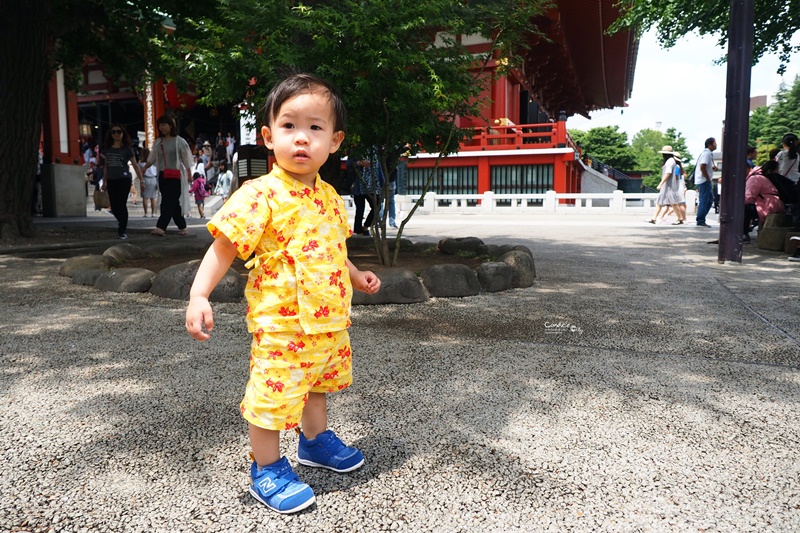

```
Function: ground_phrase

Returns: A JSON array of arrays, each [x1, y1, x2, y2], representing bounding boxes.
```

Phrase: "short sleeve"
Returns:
[[664, 159, 675, 177], [207, 182, 272, 261]]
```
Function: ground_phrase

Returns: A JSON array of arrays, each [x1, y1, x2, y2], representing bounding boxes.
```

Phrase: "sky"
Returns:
[[567, 29, 800, 163]]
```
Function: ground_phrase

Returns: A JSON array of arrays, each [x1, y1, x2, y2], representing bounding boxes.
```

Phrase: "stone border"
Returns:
[[58, 237, 535, 304]]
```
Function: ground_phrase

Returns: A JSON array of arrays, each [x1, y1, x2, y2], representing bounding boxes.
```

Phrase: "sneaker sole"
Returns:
[[248, 486, 315, 514], [296, 455, 364, 473]]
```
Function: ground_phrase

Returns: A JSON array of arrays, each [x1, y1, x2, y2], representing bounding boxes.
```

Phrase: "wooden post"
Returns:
[[718, 0, 754, 263]]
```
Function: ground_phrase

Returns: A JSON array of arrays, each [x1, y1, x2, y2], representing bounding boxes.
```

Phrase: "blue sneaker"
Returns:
[[249, 457, 315, 514], [297, 430, 364, 473]]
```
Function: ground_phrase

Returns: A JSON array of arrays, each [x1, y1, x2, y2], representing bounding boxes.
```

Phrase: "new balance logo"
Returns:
[[257, 477, 277, 493]]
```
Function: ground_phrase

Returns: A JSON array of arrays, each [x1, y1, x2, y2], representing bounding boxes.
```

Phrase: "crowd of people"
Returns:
[[81, 122, 239, 239], [645, 133, 800, 261]]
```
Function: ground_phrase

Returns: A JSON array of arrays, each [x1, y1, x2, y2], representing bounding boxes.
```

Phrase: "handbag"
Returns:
[[93, 189, 110, 209], [160, 139, 182, 179]]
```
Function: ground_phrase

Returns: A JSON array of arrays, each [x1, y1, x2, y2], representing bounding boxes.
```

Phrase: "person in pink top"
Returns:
[[188, 172, 209, 218], [744, 160, 785, 241]]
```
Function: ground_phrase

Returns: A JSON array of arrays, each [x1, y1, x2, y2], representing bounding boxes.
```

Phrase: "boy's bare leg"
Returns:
[[249, 424, 280, 467], [301, 392, 327, 440]]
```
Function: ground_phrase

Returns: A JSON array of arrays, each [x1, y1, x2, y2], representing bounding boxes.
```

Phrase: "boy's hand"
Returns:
[[352, 270, 381, 294], [186, 295, 214, 341]]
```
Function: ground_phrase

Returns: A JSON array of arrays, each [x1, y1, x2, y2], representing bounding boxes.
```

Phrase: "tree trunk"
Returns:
[[0, 0, 50, 240]]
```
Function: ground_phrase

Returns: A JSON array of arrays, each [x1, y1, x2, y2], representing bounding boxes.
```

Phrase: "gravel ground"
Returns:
[[1, 214, 799, 532]]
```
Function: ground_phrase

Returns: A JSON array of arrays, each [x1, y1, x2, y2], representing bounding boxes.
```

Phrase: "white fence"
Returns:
[[341, 190, 697, 215]]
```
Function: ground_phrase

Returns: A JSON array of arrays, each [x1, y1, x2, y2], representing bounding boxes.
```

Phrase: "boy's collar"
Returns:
[[272, 164, 319, 190]]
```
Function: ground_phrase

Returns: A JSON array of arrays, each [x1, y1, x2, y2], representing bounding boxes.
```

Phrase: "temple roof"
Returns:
[[525, 0, 638, 118]]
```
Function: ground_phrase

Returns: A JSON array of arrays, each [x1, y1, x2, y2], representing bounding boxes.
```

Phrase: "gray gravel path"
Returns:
[[1, 214, 799, 532]]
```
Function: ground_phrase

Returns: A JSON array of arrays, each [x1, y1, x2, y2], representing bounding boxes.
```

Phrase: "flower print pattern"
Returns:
[[241, 329, 353, 431], [207, 164, 352, 335]]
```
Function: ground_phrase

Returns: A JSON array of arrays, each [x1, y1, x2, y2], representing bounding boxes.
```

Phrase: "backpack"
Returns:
[[686, 165, 696, 185], [764, 172, 800, 206]]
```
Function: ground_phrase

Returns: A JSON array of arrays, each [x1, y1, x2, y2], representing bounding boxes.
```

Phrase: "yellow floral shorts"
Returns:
[[240, 329, 352, 431]]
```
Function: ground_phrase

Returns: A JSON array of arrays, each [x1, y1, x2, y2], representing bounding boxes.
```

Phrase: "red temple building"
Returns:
[[40, 0, 637, 215], [406, 0, 638, 197]]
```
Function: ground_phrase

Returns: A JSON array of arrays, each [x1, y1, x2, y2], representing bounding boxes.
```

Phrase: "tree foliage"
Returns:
[[630, 128, 668, 186], [747, 75, 800, 162], [575, 126, 636, 171], [611, 0, 800, 74], [164, 0, 549, 265], [572, 126, 691, 189], [0, 0, 211, 240]]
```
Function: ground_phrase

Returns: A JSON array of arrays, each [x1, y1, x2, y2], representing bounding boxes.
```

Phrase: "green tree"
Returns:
[[630, 128, 667, 187], [748, 105, 771, 146], [612, 1, 799, 74], [0, 0, 212, 240], [167, 0, 548, 265], [567, 129, 587, 151], [762, 76, 800, 143], [755, 143, 777, 165], [746, 76, 800, 150], [578, 126, 636, 171], [663, 127, 691, 162]]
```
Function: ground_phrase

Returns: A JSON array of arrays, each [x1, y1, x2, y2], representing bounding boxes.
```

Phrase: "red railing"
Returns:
[[460, 122, 578, 152]]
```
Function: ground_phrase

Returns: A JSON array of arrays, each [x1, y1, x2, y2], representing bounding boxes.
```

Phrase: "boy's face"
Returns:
[[261, 91, 344, 185]]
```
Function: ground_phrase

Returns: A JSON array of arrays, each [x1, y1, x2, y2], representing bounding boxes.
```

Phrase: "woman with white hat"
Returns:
[[646, 146, 685, 224]]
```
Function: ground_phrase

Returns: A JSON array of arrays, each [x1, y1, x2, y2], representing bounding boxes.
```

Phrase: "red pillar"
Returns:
[[153, 79, 166, 119], [553, 158, 566, 194], [491, 73, 507, 120], [42, 72, 80, 165], [478, 157, 491, 193]]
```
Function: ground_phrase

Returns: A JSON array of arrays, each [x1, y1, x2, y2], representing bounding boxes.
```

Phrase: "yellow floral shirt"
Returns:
[[208, 165, 353, 335]]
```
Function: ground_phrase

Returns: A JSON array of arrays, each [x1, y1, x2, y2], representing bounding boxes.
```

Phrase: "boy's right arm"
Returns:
[[185, 233, 238, 341]]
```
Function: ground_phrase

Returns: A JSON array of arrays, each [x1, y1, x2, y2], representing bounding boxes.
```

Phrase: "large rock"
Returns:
[[71, 268, 106, 286], [757, 227, 791, 251], [59, 255, 113, 277], [511, 244, 534, 258], [142, 241, 209, 258], [438, 237, 488, 256], [420, 264, 480, 297], [412, 241, 439, 253], [94, 268, 155, 293], [103, 243, 148, 263], [476, 262, 514, 293], [499, 250, 536, 288], [388, 237, 415, 251], [345, 235, 375, 250], [763, 213, 793, 228], [352, 268, 428, 305], [486, 244, 515, 259], [345, 235, 413, 251], [149, 260, 245, 302]]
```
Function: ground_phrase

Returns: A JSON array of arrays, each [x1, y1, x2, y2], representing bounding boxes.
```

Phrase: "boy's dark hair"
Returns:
[[705, 137, 716, 148], [261, 73, 346, 133]]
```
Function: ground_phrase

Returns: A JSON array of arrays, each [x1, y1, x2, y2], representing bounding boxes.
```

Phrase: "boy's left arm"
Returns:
[[346, 258, 380, 294]]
